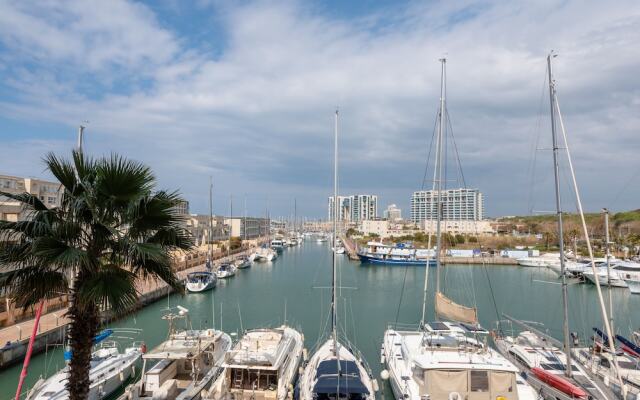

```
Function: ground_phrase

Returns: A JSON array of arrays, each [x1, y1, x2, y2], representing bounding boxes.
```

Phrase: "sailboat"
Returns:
[[381, 58, 536, 400], [297, 110, 376, 400], [493, 53, 620, 399], [188, 178, 218, 293]]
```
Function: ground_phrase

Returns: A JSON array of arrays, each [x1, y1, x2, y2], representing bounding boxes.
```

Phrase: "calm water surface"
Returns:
[[2, 241, 639, 399]]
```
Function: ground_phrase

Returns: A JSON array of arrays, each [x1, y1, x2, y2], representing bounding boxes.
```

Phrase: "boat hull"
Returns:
[[358, 253, 436, 266]]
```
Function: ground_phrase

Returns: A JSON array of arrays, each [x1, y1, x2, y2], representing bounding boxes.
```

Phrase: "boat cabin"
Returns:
[[312, 360, 370, 400]]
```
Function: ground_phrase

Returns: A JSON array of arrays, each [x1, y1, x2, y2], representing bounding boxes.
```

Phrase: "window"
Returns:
[[470, 370, 489, 392]]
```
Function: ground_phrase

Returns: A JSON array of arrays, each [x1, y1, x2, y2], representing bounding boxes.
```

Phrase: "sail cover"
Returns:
[[435, 292, 478, 325]]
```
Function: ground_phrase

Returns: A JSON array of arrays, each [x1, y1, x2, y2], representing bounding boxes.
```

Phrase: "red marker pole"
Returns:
[[15, 300, 45, 400]]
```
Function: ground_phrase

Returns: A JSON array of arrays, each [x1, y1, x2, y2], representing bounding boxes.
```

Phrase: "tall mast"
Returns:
[[435, 58, 446, 295], [603, 208, 614, 333], [547, 53, 572, 377], [331, 109, 339, 355], [209, 177, 213, 259], [243, 195, 247, 241], [228, 195, 233, 257]]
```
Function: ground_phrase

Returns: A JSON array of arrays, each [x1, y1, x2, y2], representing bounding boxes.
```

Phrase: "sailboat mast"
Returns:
[[229, 195, 233, 257], [209, 177, 213, 258], [331, 109, 339, 355], [603, 208, 614, 333], [435, 58, 446, 294], [547, 53, 572, 377]]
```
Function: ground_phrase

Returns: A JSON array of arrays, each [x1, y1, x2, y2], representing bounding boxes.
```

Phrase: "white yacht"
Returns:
[[205, 326, 304, 400], [251, 246, 277, 262], [28, 330, 142, 400], [215, 263, 236, 279], [517, 253, 562, 268], [298, 109, 377, 400], [493, 329, 610, 399], [581, 261, 640, 288], [186, 271, 217, 293], [573, 345, 640, 396], [383, 322, 536, 400], [234, 255, 251, 269], [270, 238, 284, 252], [121, 308, 232, 400]]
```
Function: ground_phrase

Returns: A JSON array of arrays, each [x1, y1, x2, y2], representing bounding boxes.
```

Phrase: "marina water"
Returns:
[[2, 241, 639, 399]]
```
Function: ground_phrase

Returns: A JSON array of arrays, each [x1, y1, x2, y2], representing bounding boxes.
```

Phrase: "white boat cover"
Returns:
[[435, 291, 478, 325]]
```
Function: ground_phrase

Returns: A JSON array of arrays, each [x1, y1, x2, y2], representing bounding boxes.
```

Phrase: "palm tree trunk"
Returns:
[[66, 283, 100, 400]]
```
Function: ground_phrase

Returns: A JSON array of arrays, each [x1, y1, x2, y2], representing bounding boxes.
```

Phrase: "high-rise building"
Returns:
[[383, 204, 402, 221], [328, 194, 377, 222], [410, 188, 484, 223]]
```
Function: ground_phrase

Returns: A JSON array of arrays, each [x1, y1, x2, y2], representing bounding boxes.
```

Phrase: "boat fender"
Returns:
[[120, 371, 125, 381], [302, 348, 308, 361], [448, 392, 462, 400], [604, 375, 609, 387], [372, 379, 379, 392], [380, 370, 390, 380]]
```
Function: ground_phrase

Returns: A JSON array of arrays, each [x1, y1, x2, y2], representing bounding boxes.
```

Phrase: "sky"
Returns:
[[0, 0, 638, 219]]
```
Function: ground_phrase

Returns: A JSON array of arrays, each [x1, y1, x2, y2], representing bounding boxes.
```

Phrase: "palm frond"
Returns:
[[1, 266, 68, 308], [0, 191, 48, 211], [132, 256, 183, 294], [43, 152, 76, 193], [95, 154, 154, 208], [76, 265, 138, 313], [149, 227, 194, 250]]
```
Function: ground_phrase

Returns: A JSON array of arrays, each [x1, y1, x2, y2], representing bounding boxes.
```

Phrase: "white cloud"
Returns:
[[0, 0, 639, 217]]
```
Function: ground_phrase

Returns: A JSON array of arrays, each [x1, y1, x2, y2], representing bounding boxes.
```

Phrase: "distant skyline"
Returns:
[[1, 1, 638, 218]]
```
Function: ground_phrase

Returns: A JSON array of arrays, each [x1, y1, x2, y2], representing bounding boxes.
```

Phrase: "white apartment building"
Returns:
[[328, 194, 377, 222], [0, 174, 62, 221], [422, 219, 495, 235], [383, 204, 402, 221], [410, 188, 484, 223]]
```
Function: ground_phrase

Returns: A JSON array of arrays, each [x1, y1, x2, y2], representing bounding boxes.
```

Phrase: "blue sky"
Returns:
[[0, 0, 639, 219]]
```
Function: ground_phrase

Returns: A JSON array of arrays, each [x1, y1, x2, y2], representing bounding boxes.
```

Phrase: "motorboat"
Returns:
[[233, 255, 251, 269], [358, 241, 436, 266], [121, 307, 232, 400], [516, 253, 562, 268], [28, 329, 143, 400], [204, 326, 304, 400], [215, 263, 236, 279], [270, 238, 284, 253], [186, 271, 217, 293], [333, 246, 345, 254], [383, 322, 536, 400], [493, 329, 610, 399], [581, 261, 640, 288]]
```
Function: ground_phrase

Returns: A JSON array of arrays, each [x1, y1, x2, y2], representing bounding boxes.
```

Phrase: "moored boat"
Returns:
[[204, 326, 304, 400], [215, 263, 236, 279], [186, 271, 217, 292], [358, 241, 436, 266]]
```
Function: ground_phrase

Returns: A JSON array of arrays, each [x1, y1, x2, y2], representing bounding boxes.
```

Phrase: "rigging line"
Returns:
[[526, 67, 550, 215], [609, 163, 640, 209], [445, 108, 467, 189], [394, 262, 411, 328], [421, 108, 441, 191]]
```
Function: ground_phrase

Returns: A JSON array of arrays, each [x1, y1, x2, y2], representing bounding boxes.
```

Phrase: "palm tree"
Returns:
[[0, 151, 193, 400]]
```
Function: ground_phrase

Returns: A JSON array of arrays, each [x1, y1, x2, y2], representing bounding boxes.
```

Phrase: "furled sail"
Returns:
[[435, 291, 478, 325]]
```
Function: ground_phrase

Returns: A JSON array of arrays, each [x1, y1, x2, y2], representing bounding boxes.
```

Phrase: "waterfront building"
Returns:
[[383, 203, 402, 221], [422, 219, 495, 235], [224, 217, 270, 239], [328, 194, 377, 222], [360, 219, 389, 238], [173, 199, 190, 216], [410, 188, 484, 223], [0, 174, 62, 222]]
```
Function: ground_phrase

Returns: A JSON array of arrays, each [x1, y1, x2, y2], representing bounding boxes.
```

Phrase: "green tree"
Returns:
[[229, 236, 242, 250], [0, 152, 192, 400]]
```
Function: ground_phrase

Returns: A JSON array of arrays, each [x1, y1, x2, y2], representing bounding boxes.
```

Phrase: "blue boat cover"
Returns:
[[313, 360, 369, 395], [64, 329, 113, 361], [616, 334, 640, 356]]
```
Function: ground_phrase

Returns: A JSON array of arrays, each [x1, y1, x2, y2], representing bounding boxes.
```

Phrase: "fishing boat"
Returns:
[[234, 255, 251, 269], [186, 271, 217, 293], [121, 306, 232, 400], [215, 263, 236, 279], [27, 329, 143, 400], [297, 109, 377, 400], [381, 58, 535, 400], [204, 326, 304, 400], [358, 242, 436, 266]]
